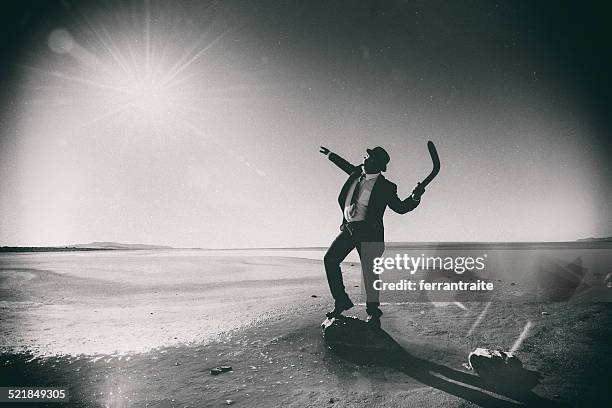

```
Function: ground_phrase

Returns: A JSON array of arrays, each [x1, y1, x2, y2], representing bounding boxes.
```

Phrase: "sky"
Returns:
[[0, 0, 611, 248]]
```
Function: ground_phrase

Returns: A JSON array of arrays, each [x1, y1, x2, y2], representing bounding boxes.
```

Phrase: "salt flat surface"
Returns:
[[0, 251, 330, 356]]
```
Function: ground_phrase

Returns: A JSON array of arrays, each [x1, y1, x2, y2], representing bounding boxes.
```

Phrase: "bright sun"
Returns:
[[121, 76, 172, 114], [21, 2, 267, 177]]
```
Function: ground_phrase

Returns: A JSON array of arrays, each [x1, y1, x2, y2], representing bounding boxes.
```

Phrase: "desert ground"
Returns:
[[1, 250, 610, 407]]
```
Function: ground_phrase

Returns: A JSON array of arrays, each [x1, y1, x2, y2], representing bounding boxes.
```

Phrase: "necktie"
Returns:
[[349, 174, 365, 217]]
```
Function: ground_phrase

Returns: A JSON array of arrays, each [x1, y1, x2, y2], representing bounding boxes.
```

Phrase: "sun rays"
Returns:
[[19, 0, 266, 177]]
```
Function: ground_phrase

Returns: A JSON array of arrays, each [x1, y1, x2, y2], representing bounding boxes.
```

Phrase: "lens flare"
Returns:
[[48, 28, 75, 54]]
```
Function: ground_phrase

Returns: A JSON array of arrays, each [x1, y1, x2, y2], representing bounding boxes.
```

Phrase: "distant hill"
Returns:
[[576, 236, 612, 242], [72, 242, 173, 250], [1, 242, 174, 253]]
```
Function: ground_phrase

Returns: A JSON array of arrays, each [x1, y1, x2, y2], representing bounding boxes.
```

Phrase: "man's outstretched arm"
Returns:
[[319, 146, 357, 175], [388, 183, 425, 214]]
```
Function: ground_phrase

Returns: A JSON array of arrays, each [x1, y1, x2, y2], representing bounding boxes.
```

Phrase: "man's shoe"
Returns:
[[325, 299, 354, 318], [366, 314, 381, 329]]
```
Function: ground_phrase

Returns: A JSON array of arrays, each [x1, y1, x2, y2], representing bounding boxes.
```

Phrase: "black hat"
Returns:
[[366, 146, 390, 171]]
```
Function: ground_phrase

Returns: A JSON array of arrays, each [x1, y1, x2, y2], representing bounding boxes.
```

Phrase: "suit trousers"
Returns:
[[323, 223, 384, 316]]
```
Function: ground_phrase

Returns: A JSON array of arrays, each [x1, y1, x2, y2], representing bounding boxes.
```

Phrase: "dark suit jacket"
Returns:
[[329, 152, 420, 242]]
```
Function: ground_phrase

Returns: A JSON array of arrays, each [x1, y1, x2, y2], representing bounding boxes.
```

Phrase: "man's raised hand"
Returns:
[[412, 182, 426, 200], [319, 146, 330, 156]]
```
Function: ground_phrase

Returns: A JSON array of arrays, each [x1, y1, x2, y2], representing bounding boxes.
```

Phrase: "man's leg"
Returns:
[[324, 229, 356, 308], [357, 241, 385, 323]]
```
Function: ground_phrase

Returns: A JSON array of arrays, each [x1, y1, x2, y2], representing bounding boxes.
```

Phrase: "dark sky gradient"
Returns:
[[1, 1, 610, 247]]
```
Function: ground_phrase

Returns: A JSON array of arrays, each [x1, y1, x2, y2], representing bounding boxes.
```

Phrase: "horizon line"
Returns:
[[2, 236, 611, 251]]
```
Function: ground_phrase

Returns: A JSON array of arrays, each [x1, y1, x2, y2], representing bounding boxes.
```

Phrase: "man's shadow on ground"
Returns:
[[323, 317, 566, 408]]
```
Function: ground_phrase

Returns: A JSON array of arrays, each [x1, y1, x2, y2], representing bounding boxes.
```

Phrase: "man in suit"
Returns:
[[319, 145, 425, 328]]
